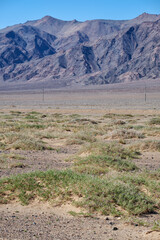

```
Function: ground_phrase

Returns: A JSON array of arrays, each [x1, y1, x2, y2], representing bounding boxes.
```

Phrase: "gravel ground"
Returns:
[[0, 146, 79, 178], [133, 152, 160, 171], [0, 203, 155, 240]]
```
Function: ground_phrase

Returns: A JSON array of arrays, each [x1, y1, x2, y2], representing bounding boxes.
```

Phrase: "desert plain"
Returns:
[[0, 80, 160, 240]]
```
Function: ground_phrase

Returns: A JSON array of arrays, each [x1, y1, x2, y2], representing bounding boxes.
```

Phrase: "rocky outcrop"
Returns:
[[33, 35, 56, 59]]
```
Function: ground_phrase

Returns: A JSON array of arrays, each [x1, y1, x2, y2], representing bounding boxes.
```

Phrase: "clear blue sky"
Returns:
[[0, 0, 160, 29]]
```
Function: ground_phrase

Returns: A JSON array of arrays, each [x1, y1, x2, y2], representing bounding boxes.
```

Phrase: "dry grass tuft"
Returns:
[[107, 129, 145, 140]]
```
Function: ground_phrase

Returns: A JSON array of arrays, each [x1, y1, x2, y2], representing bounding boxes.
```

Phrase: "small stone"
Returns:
[[106, 217, 109, 220], [109, 222, 115, 225], [113, 227, 118, 231]]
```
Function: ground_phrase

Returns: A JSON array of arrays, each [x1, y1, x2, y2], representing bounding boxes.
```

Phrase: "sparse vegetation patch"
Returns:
[[0, 110, 160, 222]]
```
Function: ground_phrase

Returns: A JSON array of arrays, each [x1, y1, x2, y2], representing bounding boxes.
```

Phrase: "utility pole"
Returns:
[[42, 82, 44, 102], [144, 82, 146, 103]]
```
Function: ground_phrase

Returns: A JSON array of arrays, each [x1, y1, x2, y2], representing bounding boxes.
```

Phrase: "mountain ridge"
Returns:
[[0, 13, 160, 88]]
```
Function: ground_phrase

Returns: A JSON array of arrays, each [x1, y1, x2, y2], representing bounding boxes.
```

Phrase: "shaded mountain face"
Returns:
[[0, 13, 160, 87]]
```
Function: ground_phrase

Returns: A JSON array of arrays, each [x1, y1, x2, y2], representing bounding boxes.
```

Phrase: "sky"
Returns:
[[0, 0, 160, 29]]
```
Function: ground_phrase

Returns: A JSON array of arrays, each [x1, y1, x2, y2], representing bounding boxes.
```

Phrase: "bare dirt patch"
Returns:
[[0, 147, 79, 178], [0, 202, 153, 240], [134, 152, 160, 171]]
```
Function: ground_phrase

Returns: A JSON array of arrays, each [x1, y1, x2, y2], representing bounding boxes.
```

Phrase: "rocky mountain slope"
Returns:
[[0, 12, 160, 88]]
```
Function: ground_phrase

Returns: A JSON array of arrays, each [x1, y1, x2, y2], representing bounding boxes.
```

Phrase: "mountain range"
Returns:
[[0, 12, 160, 88]]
